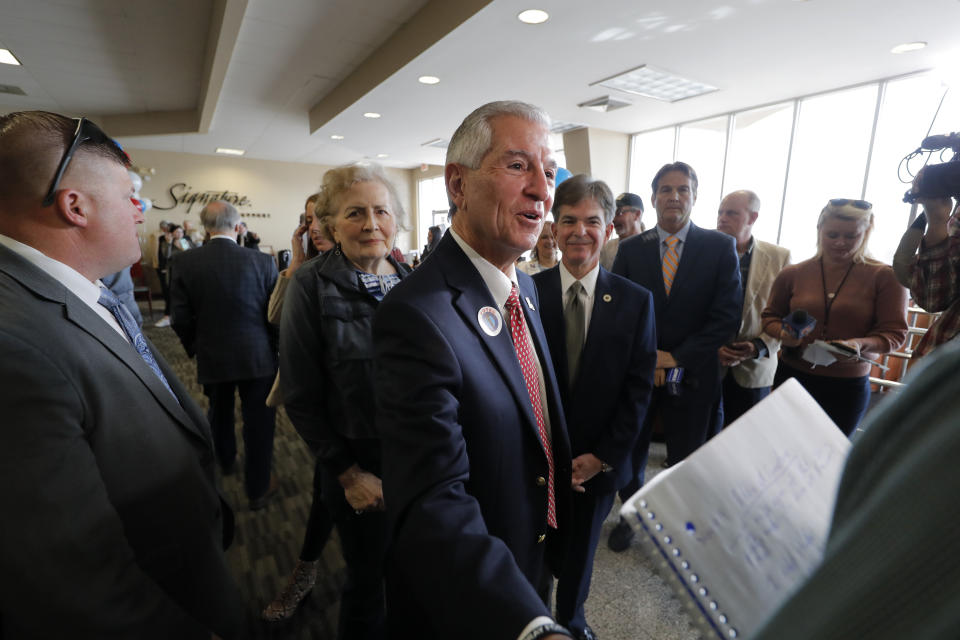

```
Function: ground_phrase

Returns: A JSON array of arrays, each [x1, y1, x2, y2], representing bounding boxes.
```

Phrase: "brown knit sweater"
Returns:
[[761, 257, 908, 377]]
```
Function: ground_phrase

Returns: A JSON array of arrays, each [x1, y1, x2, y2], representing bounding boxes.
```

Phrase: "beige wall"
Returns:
[[127, 148, 417, 255], [561, 127, 629, 195]]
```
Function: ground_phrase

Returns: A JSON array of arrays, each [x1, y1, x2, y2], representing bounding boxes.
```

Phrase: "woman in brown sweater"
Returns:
[[761, 199, 908, 435]]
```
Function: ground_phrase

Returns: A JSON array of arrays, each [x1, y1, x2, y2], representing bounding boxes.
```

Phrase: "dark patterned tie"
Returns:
[[505, 284, 557, 529], [564, 281, 586, 388], [97, 287, 176, 399]]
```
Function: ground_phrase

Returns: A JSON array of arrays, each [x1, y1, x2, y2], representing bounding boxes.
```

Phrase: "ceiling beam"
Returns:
[[308, 0, 493, 134]]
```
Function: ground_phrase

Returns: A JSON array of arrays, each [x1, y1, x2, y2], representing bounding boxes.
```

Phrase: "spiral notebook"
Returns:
[[621, 379, 852, 639]]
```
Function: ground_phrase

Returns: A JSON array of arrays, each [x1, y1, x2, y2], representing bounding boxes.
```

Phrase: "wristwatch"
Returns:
[[600, 461, 613, 473]]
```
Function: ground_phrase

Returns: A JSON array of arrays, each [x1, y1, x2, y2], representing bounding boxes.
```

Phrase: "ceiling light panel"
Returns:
[[593, 65, 718, 102], [0, 48, 21, 66]]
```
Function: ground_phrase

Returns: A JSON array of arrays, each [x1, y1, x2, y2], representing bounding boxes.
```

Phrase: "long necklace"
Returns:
[[819, 257, 855, 337]]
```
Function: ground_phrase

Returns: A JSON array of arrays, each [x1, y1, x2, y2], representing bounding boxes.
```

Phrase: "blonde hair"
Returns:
[[815, 201, 875, 264], [315, 164, 407, 242]]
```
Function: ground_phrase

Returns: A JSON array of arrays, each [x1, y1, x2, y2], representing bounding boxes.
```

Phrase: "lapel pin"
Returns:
[[603, 294, 612, 303], [477, 306, 502, 337], [524, 296, 535, 311]]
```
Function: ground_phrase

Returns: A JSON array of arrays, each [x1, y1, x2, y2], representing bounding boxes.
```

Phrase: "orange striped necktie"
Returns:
[[663, 235, 679, 295]]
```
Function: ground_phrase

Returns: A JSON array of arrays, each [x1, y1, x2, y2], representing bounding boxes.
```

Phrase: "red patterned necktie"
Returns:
[[505, 284, 557, 529]]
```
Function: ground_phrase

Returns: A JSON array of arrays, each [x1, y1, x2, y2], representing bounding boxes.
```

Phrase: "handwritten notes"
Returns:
[[622, 379, 851, 640]]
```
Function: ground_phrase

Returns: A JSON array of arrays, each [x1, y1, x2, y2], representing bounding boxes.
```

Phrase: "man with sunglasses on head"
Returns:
[[0, 111, 243, 639]]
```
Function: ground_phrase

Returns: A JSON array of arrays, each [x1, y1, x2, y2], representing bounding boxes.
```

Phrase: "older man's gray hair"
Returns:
[[446, 100, 551, 170], [200, 200, 240, 233]]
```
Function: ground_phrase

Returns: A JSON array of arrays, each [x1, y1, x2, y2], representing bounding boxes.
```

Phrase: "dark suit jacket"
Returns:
[[0, 244, 242, 639], [169, 236, 278, 384], [533, 266, 657, 493], [373, 233, 573, 639], [612, 223, 741, 403]]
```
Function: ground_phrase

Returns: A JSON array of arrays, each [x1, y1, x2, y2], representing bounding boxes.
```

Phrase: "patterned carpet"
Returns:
[[144, 318, 345, 639]]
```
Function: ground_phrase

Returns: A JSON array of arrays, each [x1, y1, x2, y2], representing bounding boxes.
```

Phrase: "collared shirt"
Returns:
[[910, 235, 960, 358], [656, 219, 692, 262], [0, 233, 127, 341], [558, 261, 599, 335], [209, 233, 237, 243]]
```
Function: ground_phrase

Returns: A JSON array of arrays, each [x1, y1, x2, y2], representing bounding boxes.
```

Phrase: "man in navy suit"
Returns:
[[608, 162, 741, 551], [373, 101, 574, 640], [533, 175, 656, 640], [170, 200, 279, 509]]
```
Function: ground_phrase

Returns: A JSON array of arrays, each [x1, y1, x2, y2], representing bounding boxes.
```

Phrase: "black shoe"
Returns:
[[607, 518, 634, 552], [578, 625, 598, 640]]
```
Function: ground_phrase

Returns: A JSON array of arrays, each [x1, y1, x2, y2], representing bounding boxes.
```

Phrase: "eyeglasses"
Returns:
[[42, 117, 126, 207], [828, 198, 872, 210]]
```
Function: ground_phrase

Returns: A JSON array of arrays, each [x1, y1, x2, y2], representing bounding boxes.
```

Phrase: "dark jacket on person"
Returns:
[[280, 249, 410, 477]]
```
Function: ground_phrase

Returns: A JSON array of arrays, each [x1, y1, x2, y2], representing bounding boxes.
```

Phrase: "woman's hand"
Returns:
[[779, 327, 803, 348], [338, 464, 384, 512], [829, 339, 862, 359], [288, 223, 308, 274]]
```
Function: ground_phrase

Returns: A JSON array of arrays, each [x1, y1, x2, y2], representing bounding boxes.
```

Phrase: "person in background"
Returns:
[[599, 192, 644, 270], [608, 161, 741, 553], [170, 200, 280, 509], [533, 174, 656, 640], [0, 110, 243, 638], [238, 220, 261, 249], [519, 224, 560, 275], [421, 224, 443, 262], [261, 194, 337, 621], [281, 164, 411, 639], [712, 190, 790, 430], [183, 219, 204, 246], [761, 199, 908, 435]]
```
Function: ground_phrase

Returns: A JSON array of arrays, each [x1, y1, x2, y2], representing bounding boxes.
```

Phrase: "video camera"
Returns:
[[903, 133, 960, 203]]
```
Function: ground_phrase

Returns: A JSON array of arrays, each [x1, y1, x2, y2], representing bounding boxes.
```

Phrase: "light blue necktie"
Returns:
[[97, 287, 177, 400]]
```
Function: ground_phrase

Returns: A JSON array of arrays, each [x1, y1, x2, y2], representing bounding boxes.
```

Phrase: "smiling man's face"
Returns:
[[449, 115, 556, 273]]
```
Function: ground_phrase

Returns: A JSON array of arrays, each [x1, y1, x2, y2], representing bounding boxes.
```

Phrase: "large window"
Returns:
[[724, 103, 794, 245], [629, 74, 957, 265], [417, 175, 448, 253], [676, 116, 729, 228]]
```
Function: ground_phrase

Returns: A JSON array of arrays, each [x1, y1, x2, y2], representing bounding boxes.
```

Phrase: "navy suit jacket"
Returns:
[[169, 237, 278, 384], [373, 233, 572, 639], [533, 266, 657, 493], [612, 223, 741, 403]]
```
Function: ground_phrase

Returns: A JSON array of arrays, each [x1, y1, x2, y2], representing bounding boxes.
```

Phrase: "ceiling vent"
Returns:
[[577, 95, 632, 113], [551, 120, 586, 133], [0, 84, 26, 96]]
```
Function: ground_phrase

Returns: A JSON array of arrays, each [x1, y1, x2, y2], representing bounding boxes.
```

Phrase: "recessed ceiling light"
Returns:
[[377, 153, 389, 158], [891, 41, 927, 54], [518, 9, 549, 24], [363, 112, 381, 119], [215, 147, 245, 156], [0, 48, 21, 66], [592, 64, 717, 102], [418, 75, 440, 85], [330, 134, 344, 140]]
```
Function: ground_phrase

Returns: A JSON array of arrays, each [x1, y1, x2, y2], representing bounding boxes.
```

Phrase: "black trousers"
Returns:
[[300, 456, 335, 561], [773, 362, 869, 436], [204, 375, 276, 499], [555, 488, 617, 634], [710, 370, 772, 435]]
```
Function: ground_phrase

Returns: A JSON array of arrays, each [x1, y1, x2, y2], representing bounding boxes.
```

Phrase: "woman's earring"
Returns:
[[334, 242, 342, 256]]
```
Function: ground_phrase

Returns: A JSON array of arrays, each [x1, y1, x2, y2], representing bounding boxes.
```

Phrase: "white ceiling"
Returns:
[[1, 0, 958, 169]]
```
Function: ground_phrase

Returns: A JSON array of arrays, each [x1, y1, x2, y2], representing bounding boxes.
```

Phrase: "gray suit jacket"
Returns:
[[0, 244, 243, 638], [727, 238, 790, 389]]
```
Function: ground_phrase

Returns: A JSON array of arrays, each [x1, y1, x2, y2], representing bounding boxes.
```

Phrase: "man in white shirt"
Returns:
[[0, 110, 242, 638]]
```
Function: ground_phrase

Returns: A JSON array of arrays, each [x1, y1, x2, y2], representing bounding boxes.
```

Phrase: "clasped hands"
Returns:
[[338, 464, 384, 513], [653, 350, 677, 387]]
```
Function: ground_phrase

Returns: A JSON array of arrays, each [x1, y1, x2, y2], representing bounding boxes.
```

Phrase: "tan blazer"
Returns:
[[728, 238, 791, 388]]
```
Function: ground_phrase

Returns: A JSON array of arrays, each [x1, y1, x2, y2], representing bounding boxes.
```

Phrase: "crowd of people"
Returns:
[[1, 102, 958, 640]]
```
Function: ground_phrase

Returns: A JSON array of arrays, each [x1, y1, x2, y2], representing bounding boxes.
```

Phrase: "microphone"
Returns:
[[921, 133, 960, 151], [783, 309, 816, 339]]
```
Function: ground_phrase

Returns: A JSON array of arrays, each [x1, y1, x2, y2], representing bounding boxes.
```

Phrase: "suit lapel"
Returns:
[[438, 237, 542, 438], [642, 233, 668, 306], [744, 241, 769, 310], [667, 222, 701, 303], [536, 268, 568, 393], [578, 268, 613, 384]]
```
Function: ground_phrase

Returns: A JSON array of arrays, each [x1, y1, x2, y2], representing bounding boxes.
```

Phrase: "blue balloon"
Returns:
[[555, 167, 573, 185]]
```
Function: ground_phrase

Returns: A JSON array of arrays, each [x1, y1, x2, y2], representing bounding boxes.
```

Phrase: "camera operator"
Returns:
[[895, 169, 960, 358]]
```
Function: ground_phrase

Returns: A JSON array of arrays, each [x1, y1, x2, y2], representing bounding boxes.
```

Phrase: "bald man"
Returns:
[[0, 111, 243, 638]]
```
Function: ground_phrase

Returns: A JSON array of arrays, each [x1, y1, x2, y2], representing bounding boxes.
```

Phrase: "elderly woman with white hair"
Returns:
[[762, 198, 908, 435], [279, 163, 410, 638]]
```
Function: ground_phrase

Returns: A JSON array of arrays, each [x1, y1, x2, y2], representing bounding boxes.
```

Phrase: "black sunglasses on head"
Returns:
[[42, 117, 126, 207], [828, 198, 872, 210]]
